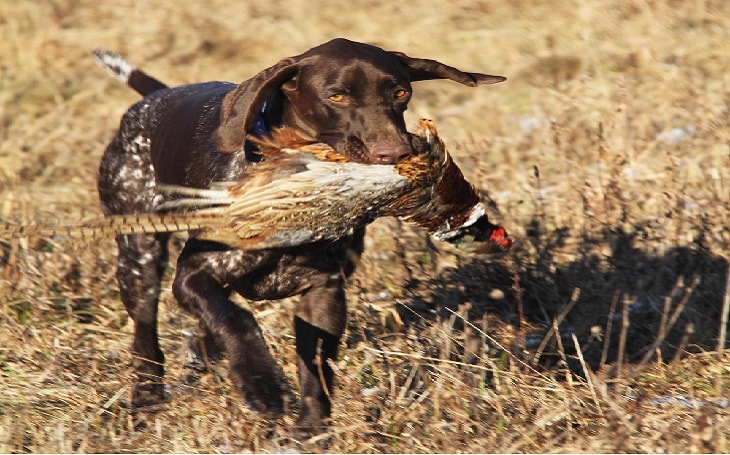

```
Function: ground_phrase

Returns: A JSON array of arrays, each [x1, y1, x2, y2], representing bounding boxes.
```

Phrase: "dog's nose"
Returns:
[[370, 143, 412, 164]]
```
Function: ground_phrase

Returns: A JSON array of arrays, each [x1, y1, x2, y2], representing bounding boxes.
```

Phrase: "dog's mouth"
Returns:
[[336, 136, 414, 164]]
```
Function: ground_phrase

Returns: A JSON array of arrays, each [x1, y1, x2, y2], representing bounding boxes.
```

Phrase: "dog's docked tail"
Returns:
[[92, 48, 168, 97]]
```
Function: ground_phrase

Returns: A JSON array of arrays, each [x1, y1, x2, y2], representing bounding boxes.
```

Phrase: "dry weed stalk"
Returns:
[[616, 294, 634, 374], [636, 275, 699, 368], [530, 287, 580, 366], [600, 289, 621, 369], [720, 266, 730, 358]]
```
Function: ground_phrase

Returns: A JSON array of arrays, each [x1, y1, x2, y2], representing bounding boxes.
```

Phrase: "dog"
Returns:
[[94, 37, 505, 431]]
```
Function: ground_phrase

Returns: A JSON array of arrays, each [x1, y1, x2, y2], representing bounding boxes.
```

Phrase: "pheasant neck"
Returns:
[[399, 150, 483, 239]]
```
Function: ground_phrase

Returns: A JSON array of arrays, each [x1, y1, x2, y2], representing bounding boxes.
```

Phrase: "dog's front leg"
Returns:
[[172, 241, 294, 417], [294, 275, 347, 432]]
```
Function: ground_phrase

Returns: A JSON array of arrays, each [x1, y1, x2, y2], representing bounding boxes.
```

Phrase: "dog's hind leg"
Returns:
[[98, 115, 171, 409], [114, 232, 171, 407]]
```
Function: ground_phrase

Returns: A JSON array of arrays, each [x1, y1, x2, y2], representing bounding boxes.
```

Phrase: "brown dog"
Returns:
[[94, 38, 505, 431]]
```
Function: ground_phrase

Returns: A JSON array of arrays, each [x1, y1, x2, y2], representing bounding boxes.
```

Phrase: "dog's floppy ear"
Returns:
[[390, 51, 506, 87], [214, 59, 300, 153]]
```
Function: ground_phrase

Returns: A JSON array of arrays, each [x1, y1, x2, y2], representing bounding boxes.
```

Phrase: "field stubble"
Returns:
[[1, 0, 729, 452]]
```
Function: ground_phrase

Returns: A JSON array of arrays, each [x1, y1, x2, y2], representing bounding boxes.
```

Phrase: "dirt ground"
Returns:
[[1, 0, 729, 452]]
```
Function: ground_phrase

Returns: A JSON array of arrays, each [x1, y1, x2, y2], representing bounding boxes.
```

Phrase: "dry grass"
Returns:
[[2, 0, 730, 452]]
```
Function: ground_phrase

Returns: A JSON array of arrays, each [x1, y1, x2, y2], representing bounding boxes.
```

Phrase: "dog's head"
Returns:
[[214, 38, 505, 164]]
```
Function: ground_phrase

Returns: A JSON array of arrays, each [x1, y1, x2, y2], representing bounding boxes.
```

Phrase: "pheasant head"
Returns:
[[387, 119, 512, 254]]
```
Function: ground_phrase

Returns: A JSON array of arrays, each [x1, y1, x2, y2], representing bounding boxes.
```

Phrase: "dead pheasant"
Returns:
[[1, 119, 511, 254]]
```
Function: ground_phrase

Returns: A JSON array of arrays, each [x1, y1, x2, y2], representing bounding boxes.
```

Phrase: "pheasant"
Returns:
[[1, 119, 512, 254]]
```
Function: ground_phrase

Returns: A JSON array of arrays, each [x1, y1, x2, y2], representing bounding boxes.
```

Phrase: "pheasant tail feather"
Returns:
[[0, 212, 227, 241]]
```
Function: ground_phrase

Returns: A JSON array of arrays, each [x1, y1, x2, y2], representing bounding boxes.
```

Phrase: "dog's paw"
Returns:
[[229, 364, 295, 418], [132, 381, 171, 404], [294, 396, 330, 437]]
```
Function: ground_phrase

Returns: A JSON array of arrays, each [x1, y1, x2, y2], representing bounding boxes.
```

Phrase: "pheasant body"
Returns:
[[1, 120, 511, 254]]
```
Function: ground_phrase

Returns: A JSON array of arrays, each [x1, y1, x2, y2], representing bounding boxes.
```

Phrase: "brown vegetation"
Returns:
[[1, 0, 729, 452]]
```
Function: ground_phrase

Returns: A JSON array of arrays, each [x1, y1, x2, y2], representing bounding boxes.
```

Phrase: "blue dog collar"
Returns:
[[250, 100, 269, 139]]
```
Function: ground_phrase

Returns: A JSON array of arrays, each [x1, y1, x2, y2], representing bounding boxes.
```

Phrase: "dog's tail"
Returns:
[[92, 48, 168, 97]]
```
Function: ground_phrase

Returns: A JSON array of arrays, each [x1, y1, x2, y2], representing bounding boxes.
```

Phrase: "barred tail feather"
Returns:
[[1, 212, 225, 242]]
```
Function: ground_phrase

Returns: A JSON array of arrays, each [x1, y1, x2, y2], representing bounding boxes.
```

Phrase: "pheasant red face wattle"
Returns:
[[489, 226, 513, 251]]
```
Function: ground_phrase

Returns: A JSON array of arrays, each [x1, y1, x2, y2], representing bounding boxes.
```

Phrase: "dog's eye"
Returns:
[[394, 89, 408, 99], [329, 94, 345, 102]]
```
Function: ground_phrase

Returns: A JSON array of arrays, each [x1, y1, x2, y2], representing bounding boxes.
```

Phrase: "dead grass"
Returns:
[[1, 0, 730, 452]]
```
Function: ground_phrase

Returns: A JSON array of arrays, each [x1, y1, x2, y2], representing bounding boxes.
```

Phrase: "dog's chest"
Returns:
[[211, 247, 343, 301]]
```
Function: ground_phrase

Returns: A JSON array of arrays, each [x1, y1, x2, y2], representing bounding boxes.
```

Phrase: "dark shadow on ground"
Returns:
[[383, 218, 729, 373]]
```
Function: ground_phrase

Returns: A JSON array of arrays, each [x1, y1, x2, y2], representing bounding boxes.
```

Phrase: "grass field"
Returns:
[[1, 0, 729, 452]]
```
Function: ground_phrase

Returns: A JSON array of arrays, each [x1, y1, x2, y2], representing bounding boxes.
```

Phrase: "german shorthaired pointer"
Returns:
[[94, 38, 505, 431]]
